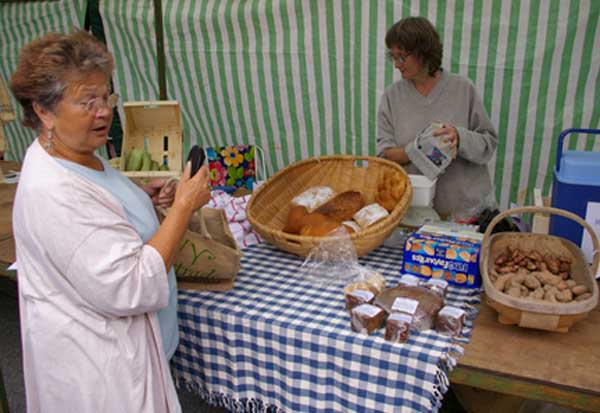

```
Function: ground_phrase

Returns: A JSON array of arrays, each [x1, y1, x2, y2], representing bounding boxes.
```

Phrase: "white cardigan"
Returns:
[[13, 140, 181, 412]]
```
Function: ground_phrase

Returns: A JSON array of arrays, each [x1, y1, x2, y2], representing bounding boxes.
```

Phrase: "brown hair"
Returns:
[[385, 17, 443, 76], [10, 30, 114, 130]]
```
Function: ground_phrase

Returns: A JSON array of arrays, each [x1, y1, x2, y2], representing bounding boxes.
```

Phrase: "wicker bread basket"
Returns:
[[480, 206, 599, 333], [247, 155, 412, 257]]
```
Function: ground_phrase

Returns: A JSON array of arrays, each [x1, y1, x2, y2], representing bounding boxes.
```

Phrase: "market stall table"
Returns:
[[172, 243, 480, 413], [451, 294, 600, 411], [1, 160, 599, 410]]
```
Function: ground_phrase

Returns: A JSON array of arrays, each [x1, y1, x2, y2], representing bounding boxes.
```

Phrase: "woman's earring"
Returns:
[[44, 129, 54, 151]]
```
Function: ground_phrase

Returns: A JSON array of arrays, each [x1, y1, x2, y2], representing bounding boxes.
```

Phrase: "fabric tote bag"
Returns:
[[157, 207, 242, 291]]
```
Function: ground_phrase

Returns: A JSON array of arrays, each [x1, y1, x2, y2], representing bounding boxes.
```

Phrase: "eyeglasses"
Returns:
[[386, 51, 411, 64], [78, 93, 119, 113]]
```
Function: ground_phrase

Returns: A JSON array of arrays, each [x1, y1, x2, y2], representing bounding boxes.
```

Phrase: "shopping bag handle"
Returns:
[[254, 144, 267, 181]]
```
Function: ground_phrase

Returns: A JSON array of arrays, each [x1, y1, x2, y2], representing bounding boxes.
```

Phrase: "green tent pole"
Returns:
[[154, 0, 167, 100]]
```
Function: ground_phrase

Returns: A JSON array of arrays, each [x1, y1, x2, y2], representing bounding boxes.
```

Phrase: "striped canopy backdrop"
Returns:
[[2, 1, 600, 208], [0, 0, 110, 159]]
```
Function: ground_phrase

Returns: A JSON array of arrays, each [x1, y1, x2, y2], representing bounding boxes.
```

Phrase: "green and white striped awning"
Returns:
[[2, 0, 600, 208], [0, 0, 110, 159]]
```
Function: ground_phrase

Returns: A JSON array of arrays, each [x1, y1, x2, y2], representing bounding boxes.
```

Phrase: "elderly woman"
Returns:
[[377, 16, 498, 219], [10, 31, 210, 412]]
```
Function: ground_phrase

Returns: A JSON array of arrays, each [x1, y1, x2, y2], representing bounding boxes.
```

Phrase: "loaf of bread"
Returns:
[[351, 304, 385, 335], [345, 289, 375, 311], [282, 205, 308, 234], [435, 306, 466, 337], [353, 203, 389, 229], [291, 186, 336, 212], [374, 285, 443, 331], [341, 220, 361, 234], [424, 279, 449, 298], [385, 313, 412, 343], [298, 213, 341, 236], [344, 271, 386, 296], [315, 191, 365, 222], [376, 170, 408, 212], [398, 274, 422, 287]]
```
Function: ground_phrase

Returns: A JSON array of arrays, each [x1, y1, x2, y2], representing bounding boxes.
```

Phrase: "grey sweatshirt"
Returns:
[[377, 70, 498, 217]]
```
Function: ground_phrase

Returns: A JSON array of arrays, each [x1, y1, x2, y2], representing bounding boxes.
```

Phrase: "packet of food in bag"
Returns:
[[405, 122, 454, 181], [291, 186, 336, 212]]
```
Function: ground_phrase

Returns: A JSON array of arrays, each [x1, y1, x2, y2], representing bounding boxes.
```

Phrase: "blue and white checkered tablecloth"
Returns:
[[172, 243, 482, 413]]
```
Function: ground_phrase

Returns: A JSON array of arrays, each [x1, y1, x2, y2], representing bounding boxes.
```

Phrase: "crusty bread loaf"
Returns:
[[282, 205, 309, 234], [315, 191, 365, 222], [376, 170, 408, 212], [299, 213, 341, 236]]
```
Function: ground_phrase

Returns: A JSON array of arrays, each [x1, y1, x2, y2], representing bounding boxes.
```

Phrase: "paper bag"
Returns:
[[159, 207, 242, 291]]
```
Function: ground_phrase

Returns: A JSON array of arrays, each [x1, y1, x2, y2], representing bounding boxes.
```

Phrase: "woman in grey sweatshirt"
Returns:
[[377, 16, 498, 219]]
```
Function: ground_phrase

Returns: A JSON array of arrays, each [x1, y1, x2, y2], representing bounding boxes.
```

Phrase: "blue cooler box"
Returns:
[[550, 128, 600, 248]]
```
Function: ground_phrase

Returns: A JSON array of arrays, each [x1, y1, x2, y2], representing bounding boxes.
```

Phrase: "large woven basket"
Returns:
[[480, 206, 599, 333], [247, 155, 412, 257]]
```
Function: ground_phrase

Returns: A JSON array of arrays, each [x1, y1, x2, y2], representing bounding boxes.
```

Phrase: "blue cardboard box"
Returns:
[[402, 224, 483, 288]]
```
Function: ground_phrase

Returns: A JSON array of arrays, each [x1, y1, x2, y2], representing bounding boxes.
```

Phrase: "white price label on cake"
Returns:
[[391, 297, 419, 315]]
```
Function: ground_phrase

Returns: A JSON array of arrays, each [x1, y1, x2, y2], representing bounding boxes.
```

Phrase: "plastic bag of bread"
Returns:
[[435, 306, 466, 337], [291, 186, 336, 212], [353, 203, 389, 229], [344, 268, 386, 296], [298, 227, 358, 284], [374, 285, 443, 331], [299, 227, 386, 293]]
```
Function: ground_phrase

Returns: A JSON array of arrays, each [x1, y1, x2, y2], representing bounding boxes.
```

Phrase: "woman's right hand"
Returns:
[[172, 161, 212, 212]]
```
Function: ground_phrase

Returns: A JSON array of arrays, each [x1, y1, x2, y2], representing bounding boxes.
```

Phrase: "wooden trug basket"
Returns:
[[246, 155, 412, 257], [480, 206, 599, 333]]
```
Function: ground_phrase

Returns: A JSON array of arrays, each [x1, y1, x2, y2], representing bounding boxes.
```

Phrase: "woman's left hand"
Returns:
[[141, 179, 178, 207], [433, 122, 459, 158]]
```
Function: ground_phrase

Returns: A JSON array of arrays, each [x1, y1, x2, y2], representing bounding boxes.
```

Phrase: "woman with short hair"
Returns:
[[10, 30, 210, 412], [377, 16, 498, 219]]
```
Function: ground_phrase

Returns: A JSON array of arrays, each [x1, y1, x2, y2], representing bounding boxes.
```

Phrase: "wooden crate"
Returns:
[[120, 100, 183, 178]]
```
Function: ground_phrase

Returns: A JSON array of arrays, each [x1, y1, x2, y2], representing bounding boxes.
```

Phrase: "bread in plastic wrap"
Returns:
[[374, 285, 443, 331], [341, 220, 362, 234], [398, 274, 422, 287], [424, 278, 449, 299], [344, 270, 386, 296], [350, 304, 385, 335], [435, 306, 465, 337], [291, 186, 336, 212], [353, 203, 389, 229], [345, 289, 375, 311], [385, 312, 412, 343]]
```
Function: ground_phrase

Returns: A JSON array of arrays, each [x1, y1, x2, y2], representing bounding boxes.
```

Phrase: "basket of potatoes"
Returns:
[[480, 206, 599, 333]]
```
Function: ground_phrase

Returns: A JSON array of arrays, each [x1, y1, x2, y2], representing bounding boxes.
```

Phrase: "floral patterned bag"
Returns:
[[206, 145, 265, 192]]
